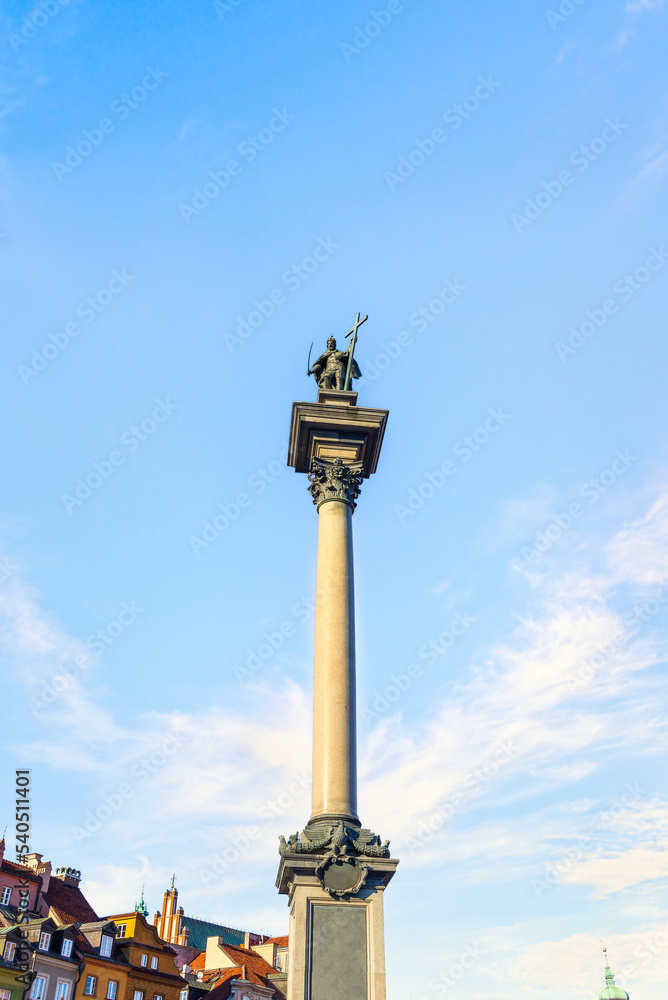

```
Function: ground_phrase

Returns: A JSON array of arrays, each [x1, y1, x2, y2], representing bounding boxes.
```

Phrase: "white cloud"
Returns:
[[606, 493, 668, 587], [625, 0, 665, 12], [484, 924, 668, 1000], [637, 149, 668, 181]]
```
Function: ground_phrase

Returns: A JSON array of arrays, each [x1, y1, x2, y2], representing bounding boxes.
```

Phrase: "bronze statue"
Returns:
[[307, 313, 367, 391]]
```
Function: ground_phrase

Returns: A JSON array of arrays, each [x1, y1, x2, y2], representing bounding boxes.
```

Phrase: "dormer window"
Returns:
[[61, 939, 73, 958], [3, 941, 16, 962], [100, 936, 112, 958], [150, 958, 158, 970], [275, 956, 281, 970], [38, 932, 51, 951], [140, 955, 148, 968], [1, 887, 12, 905], [116, 925, 126, 939]]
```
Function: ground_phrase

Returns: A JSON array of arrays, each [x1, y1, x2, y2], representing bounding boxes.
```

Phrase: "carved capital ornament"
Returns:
[[307, 457, 364, 510]]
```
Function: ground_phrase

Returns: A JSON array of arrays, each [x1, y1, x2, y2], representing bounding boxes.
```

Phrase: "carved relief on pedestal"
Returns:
[[278, 820, 390, 899]]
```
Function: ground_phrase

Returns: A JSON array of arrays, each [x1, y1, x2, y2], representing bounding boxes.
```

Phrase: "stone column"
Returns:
[[279, 392, 396, 1000], [309, 463, 362, 825]]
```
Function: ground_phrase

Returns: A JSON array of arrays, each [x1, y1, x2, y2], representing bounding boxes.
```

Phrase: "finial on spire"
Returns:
[[170, 872, 177, 889], [603, 948, 617, 989]]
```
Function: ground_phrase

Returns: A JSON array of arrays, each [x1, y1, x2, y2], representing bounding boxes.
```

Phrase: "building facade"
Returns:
[[21, 918, 80, 1000], [74, 921, 129, 1000], [105, 914, 183, 1000]]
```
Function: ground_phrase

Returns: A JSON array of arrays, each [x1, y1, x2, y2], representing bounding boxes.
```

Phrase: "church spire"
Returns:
[[134, 884, 148, 917], [598, 949, 629, 1000]]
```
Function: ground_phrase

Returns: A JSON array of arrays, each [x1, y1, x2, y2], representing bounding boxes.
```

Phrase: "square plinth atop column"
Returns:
[[288, 396, 389, 478]]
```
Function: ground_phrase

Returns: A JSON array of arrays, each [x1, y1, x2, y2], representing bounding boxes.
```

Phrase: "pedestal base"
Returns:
[[276, 824, 398, 1000]]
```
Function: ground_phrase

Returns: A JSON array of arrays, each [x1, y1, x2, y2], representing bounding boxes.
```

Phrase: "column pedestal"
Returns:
[[277, 846, 398, 1000]]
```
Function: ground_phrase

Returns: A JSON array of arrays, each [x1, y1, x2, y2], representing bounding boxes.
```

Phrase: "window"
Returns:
[[153, 994, 163, 1000], [133, 991, 144, 1000], [61, 938, 73, 958], [55, 982, 69, 1000], [275, 955, 281, 971], [180, 990, 188, 1000], [39, 932, 51, 951], [1, 990, 12, 1000], [106, 983, 117, 1000], [150, 958, 158, 970], [3, 941, 16, 962], [100, 936, 113, 958], [115, 925, 126, 939], [140, 955, 147, 968], [84, 976, 97, 996], [30, 977, 47, 1000], [0, 886, 12, 905]]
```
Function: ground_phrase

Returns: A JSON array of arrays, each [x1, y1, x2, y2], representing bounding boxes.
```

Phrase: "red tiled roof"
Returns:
[[205, 945, 283, 997], [201, 969, 239, 1000], [264, 936, 288, 947], [0, 859, 41, 882], [206, 965, 284, 1000], [43, 878, 98, 925], [189, 952, 206, 972]]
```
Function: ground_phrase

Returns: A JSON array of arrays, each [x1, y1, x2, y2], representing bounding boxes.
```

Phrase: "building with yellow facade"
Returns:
[[104, 912, 183, 1000]]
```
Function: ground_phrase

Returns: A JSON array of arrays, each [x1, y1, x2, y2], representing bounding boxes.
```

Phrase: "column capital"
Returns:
[[307, 458, 364, 511]]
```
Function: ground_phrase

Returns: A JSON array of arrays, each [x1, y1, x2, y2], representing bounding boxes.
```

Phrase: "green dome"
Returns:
[[134, 889, 148, 917], [598, 953, 628, 1000]]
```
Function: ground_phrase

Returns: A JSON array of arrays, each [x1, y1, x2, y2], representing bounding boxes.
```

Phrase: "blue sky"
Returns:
[[2, 0, 668, 997]]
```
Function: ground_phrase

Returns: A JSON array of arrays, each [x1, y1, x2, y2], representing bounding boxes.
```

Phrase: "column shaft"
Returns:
[[310, 498, 358, 824]]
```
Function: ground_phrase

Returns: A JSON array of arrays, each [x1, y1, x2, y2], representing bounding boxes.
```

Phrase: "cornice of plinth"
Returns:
[[288, 398, 389, 479]]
